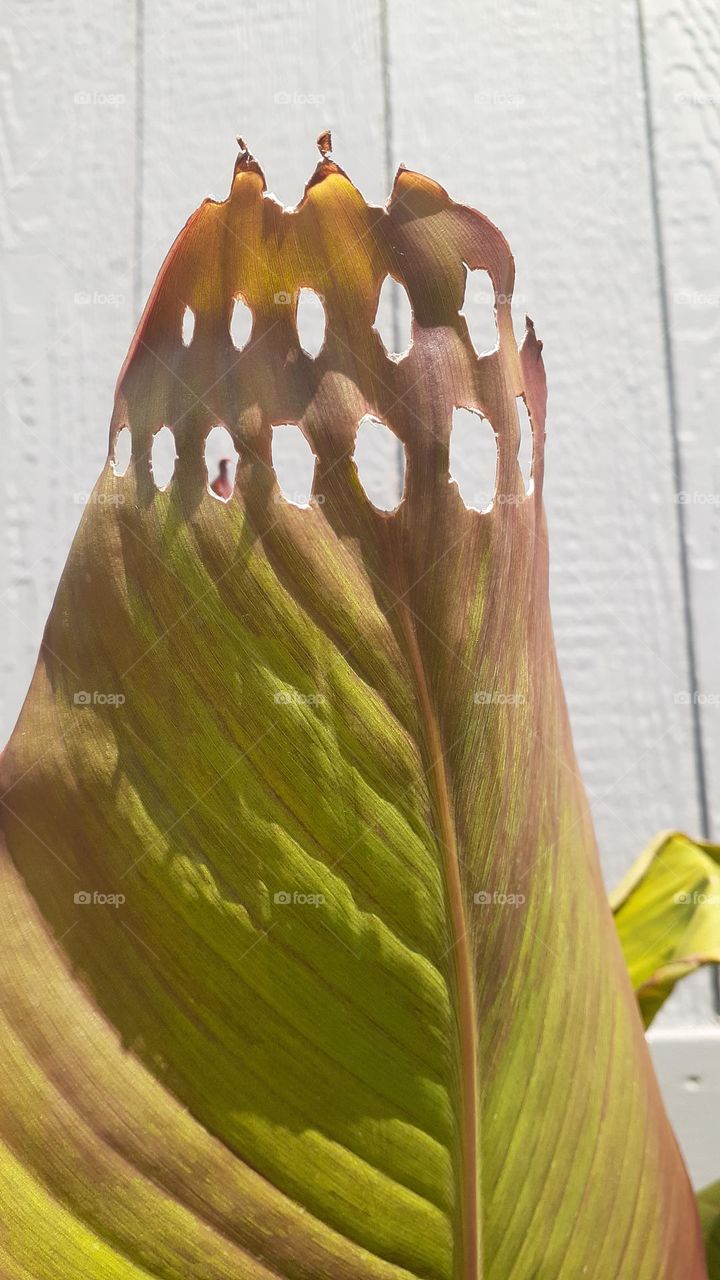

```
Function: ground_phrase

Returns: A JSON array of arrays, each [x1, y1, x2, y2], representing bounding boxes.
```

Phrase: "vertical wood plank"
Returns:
[[640, 0, 720, 844], [385, 0, 707, 982], [650, 1029, 720, 1186], [0, 2, 137, 741]]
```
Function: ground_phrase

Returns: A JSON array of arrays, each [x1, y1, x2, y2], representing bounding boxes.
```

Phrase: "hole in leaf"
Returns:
[[271, 424, 315, 508], [296, 288, 325, 358], [517, 395, 533, 492], [151, 426, 176, 491], [460, 268, 497, 357], [374, 276, 412, 359], [355, 415, 404, 511], [205, 425, 238, 502], [113, 427, 131, 476], [230, 297, 253, 351], [450, 407, 497, 512], [182, 306, 195, 347]]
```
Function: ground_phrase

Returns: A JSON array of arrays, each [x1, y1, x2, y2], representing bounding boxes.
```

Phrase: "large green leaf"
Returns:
[[611, 830, 720, 1027], [0, 144, 706, 1278], [699, 1182, 720, 1278]]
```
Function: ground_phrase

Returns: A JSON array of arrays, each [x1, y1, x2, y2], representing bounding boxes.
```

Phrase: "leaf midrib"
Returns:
[[393, 593, 479, 1280]]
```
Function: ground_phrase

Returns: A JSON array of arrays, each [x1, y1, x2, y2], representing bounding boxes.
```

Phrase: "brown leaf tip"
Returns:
[[303, 133, 348, 196], [233, 136, 265, 184], [524, 315, 543, 360]]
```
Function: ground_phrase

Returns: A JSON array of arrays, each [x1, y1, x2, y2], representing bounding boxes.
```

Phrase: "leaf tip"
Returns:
[[232, 135, 265, 185], [303, 136, 350, 197], [316, 129, 332, 158], [523, 314, 543, 358]]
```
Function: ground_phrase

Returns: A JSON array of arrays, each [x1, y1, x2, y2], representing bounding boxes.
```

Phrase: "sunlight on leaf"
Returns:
[[0, 140, 706, 1280], [611, 830, 720, 1028]]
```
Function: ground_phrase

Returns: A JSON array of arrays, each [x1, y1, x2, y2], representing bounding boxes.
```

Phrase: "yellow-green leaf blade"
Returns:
[[699, 1181, 720, 1278], [611, 830, 720, 1027], [0, 151, 706, 1279]]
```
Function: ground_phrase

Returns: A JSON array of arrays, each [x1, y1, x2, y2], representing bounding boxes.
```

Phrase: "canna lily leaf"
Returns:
[[0, 139, 706, 1278], [699, 1182, 720, 1278], [611, 830, 720, 1028]]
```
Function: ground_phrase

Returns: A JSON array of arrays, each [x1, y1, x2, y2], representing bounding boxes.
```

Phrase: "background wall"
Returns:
[[1, 0, 718, 1173]]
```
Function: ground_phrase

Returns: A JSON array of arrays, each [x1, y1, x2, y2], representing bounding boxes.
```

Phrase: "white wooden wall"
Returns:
[[1, 0, 718, 1080]]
